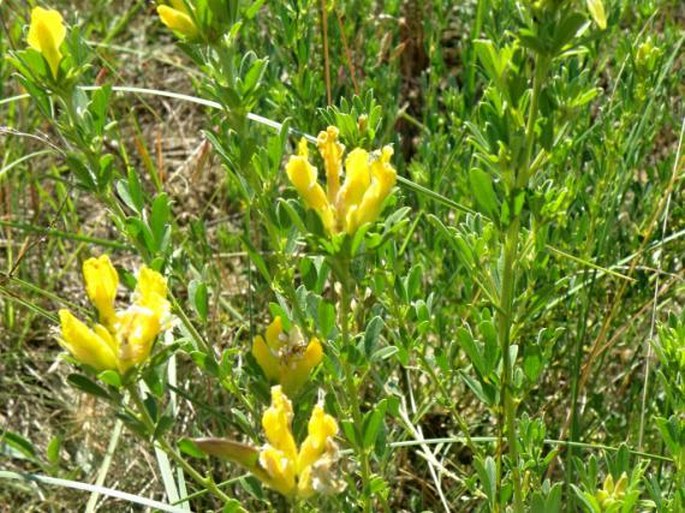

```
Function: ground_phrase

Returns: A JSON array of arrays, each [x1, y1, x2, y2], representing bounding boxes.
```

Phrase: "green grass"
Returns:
[[1, 0, 684, 511]]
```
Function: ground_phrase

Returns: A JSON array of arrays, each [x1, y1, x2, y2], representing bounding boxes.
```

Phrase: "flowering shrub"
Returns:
[[3, 1, 684, 512]]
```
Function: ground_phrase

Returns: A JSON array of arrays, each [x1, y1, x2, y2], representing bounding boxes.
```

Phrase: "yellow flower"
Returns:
[[596, 472, 628, 508], [296, 402, 341, 497], [57, 255, 171, 374], [27, 7, 66, 77], [285, 126, 397, 236], [82, 255, 119, 327], [157, 1, 198, 39], [586, 0, 607, 30], [58, 310, 118, 372], [346, 145, 396, 234], [259, 386, 299, 495], [258, 386, 344, 498], [252, 317, 323, 396], [317, 126, 345, 203]]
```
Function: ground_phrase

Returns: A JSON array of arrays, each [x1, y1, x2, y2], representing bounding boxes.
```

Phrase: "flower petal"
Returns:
[[265, 316, 285, 350], [346, 146, 396, 233], [317, 126, 345, 203], [337, 148, 370, 217], [297, 402, 338, 473], [134, 266, 170, 326], [27, 7, 66, 77], [82, 255, 119, 327], [252, 335, 281, 381], [258, 445, 297, 496], [116, 307, 162, 372], [280, 337, 323, 396], [58, 309, 118, 371], [285, 155, 336, 233], [157, 4, 198, 38], [261, 386, 298, 461]]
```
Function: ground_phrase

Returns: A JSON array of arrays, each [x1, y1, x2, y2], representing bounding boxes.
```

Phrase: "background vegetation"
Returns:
[[1, 0, 684, 511]]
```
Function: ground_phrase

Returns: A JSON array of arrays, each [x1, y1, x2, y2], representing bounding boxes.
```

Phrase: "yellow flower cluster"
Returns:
[[259, 386, 344, 498], [286, 126, 397, 236], [58, 255, 171, 374], [252, 317, 322, 397], [27, 6, 66, 77], [596, 472, 628, 508], [157, 0, 198, 39]]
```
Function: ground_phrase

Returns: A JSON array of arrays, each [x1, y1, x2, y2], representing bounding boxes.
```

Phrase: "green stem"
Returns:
[[127, 385, 233, 504], [498, 218, 522, 513], [337, 257, 372, 513], [496, 53, 548, 513]]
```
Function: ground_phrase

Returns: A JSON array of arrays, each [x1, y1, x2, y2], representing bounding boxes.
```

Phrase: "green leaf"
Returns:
[[523, 343, 544, 382], [189, 280, 209, 322], [369, 475, 389, 496], [126, 217, 155, 254], [46, 435, 62, 464], [89, 84, 112, 136], [143, 394, 158, 422], [66, 154, 96, 190], [223, 500, 249, 513], [655, 416, 684, 457], [456, 327, 485, 377], [67, 373, 111, 400], [404, 264, 423, 302], [150, 193, 171, 252], [240, 57, 267, 96], [474, 456, 497, 505], [571, 485, 602, 513], [362, 399, 387, 449], [469, 168, 499, 218], [97, 154, 114, 191], [178, 438, 206, 458], [124, 168, 145, 212], [479, 318, 499, 376], [371, 346, 399, 362], [459, 370, 497, 406], [517, 29, 548, 55], [552, 12, 589, 53], [340, 419, 358, 446], [97, 370, 122, 388], [116, 412, 148, 438], [154, 416, 175, 439], [1, 431, 38, 461], [317, 300, 335, 339], [364, 316, 384, 358], [276, 198, 307, 233], [474, 40, 502, 82], [244, 0, 266, 19]]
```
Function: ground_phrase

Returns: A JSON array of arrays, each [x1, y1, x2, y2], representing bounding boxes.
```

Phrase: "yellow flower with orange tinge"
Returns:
[[252, 317, 323, 397], [258, 386, 345, 498], [57, 255, 171, 374], [27, 6, 66, 77], [286, 126, 397, 236], [157, 0, 198, 39]]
